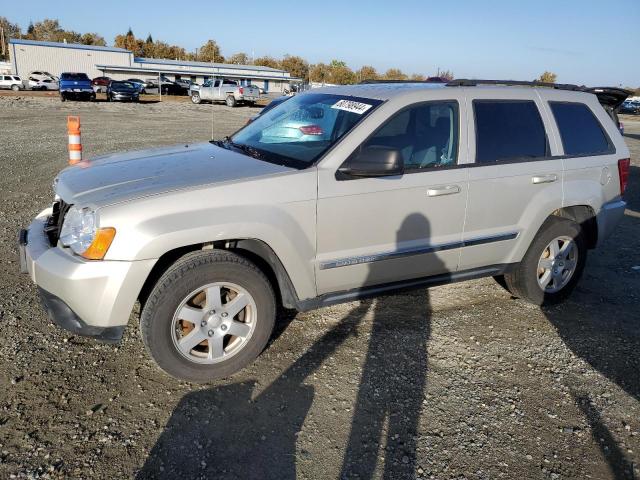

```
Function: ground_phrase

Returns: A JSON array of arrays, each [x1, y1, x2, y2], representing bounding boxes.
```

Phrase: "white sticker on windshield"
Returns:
[[331, 99, 373, 115]]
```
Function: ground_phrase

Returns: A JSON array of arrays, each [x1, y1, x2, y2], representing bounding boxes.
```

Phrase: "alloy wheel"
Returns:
[[170, 282, 257, 364], [537, 236, 578, 293]]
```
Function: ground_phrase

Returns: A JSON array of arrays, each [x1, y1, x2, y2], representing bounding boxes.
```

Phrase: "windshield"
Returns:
[[229, 93, 382, 168]]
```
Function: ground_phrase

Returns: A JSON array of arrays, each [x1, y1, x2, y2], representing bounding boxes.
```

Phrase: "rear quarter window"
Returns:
[[473, 100, 548, 163], [549, 102, 612, 156]]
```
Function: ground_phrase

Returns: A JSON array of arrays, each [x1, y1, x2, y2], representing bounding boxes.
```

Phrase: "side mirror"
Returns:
[[338, 146, 404, 178]]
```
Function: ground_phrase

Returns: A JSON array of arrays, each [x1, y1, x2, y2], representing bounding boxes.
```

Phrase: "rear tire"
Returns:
[[11, 84, 19, 91], [503, 216, 586, 305], [140, 250, 276, 383], [226, 95, 237, 107]]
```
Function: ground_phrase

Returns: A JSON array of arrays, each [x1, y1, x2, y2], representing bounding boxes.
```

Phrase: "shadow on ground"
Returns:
[[138, 214, 436, 479]]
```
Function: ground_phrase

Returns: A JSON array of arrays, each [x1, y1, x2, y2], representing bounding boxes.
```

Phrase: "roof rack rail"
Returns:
[[446, 79, 587, 91]]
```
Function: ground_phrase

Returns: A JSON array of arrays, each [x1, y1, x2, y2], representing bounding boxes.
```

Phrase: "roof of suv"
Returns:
[[311, 80, 631, 105], [314, 82, 447, 100]]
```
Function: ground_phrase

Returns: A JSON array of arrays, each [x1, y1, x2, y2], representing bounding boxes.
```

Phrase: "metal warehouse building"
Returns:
[[8, 38, 296, 93]]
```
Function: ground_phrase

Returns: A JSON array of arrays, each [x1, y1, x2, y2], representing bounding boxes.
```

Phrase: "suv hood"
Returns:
[[55, 142, 294, 206]]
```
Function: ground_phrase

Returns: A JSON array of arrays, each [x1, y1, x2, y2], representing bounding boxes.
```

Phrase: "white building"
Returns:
[[8, 38, 297, 93]]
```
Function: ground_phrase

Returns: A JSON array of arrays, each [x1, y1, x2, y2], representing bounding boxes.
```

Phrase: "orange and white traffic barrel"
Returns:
[[67, 116, 82, 165]]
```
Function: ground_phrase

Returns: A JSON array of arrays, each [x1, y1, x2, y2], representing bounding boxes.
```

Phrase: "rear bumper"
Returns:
[[19, 209, 156, 341], [596, 199, 627, 246]]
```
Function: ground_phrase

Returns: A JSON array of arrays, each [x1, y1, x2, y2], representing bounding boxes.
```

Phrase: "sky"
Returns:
[[4, 0, 640, 86]]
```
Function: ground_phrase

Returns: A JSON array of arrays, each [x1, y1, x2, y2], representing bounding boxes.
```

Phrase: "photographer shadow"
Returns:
[[137, 213, 436, 479]]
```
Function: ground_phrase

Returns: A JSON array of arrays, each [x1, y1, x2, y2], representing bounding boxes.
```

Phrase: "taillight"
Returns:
[[238, 87, 244, 94], [618, 158, 630, 195], [299, 125, 323, 135]]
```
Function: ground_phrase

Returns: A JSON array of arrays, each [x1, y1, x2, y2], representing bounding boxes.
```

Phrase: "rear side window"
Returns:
[[474, 100, 548, 163], [549, 102, 611, 156], [61, 73, 89, 80]]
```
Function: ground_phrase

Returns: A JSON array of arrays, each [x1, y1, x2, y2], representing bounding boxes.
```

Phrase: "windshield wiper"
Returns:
[[220, 137, 264, 160]]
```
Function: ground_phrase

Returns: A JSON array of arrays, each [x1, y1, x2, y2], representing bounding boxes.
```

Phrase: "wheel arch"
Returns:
[[552, 204, 598, 249], [137, 239, 302, 313]]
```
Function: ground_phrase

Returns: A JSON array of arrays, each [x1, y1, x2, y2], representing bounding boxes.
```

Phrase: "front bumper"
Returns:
[[19, 209, 156, 342], [596, 199, 627, 247]]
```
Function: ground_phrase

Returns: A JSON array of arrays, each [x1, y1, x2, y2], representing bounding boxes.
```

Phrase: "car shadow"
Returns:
[[542, 164, 639, 478], [623, 132, 640, 142], [137, 213, 437, 479]]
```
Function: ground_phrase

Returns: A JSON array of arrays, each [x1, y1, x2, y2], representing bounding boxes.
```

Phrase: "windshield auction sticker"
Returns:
[[331, 99, 373, 115]]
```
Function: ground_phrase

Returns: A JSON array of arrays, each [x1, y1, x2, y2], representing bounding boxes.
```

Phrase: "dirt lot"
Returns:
[[0, 95, 638, 480]]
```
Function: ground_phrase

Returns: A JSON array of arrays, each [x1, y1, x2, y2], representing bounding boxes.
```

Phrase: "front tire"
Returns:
[[191, 93, 201, 104], [226, 95, 237, 107], [140, 250, 276, 383], [502, 216, 586, 305], [60, 93, 66, 102]]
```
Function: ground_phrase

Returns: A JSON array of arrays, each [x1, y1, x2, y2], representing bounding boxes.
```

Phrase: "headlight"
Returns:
[[59, 206, 116, 259]]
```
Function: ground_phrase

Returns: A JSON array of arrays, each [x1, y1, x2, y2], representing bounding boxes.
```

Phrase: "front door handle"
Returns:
[[531, 174, 558, 184], [427, 185, 461, 197]]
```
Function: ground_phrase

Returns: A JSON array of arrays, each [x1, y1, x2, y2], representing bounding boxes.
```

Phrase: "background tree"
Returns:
[[0, 16, 22, 60], [537, 71, 557, 83], [228, 52, 249, 65], [410, 73, 426, 81], [142, 34, 155, 57], [383, 68, 408, 80], [23, 19, 81, 44], [80, 32, 106, 46], [280, 55, 309, 81], [309, 63, 331, 84], [197, 40, 224, 62], [437, 69, 454, 81], [356, 65, 378, 82], [328, 59, 355, 85], [114, 28, 143, 56], [253, 55, 280, 69]]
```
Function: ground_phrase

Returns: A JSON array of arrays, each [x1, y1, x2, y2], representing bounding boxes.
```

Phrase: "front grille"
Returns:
[[44, 200, 71, 246]]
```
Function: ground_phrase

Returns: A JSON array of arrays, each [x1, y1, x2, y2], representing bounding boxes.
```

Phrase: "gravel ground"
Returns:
[[0, 96, 638, 480]]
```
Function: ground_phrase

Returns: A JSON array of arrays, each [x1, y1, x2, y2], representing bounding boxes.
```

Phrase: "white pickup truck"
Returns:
[[190, 79, 260, 107]]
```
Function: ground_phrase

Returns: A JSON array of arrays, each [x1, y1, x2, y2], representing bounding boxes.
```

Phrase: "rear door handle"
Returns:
[[531, 174, 558, 184], [427, 185, 461, 197]]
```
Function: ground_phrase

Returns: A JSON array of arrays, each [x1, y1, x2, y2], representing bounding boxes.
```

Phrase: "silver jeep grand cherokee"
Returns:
[[19, 80, 631, 382]]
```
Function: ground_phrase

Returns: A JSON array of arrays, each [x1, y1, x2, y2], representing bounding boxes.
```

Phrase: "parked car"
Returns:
[[107, 81, 140, 102], [126, 78, 148, 93], [174, 78, 192, 89], [0, 74, 24, 91], [619, 100, 640, 115], [190, 79, 260, 107], [29, 71, 57, 82], [19, 80, 631, 382], [28, 77, 59, 91], [249, 83, 267, 95], [59, 72, 95, 102], [91, 76, 112, 93]]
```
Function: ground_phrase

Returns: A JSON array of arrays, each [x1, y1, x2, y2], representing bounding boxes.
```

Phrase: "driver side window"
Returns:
[[362, 101, 459, 170]]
